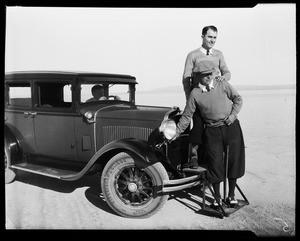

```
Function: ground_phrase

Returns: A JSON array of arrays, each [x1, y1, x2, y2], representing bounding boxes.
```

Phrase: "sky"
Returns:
[[5, 4, 296, 91]]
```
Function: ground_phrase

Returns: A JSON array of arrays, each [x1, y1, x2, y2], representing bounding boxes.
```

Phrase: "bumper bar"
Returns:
[[161, 174, 202, 193]]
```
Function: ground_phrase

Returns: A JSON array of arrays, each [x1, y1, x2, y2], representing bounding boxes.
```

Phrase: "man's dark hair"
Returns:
[[202, 25, 218, 36], [91, 84, 103, 94]]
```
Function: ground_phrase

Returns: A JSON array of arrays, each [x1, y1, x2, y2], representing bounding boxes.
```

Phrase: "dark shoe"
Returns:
[[190, 164, 200, 169], [189, 157, 199, 169], [210, 198, 222, 210], [199, 170, 208, 181], [226, 196, 238, 208], [182, 157, 199, 169], [182, 162, 189, 169]]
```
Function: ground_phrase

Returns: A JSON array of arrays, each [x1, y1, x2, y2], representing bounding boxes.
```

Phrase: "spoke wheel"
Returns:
[[101, 152, 169, 218]]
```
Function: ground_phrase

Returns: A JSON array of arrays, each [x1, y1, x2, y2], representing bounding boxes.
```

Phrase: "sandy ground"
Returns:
[[5, 89, 296, 237]]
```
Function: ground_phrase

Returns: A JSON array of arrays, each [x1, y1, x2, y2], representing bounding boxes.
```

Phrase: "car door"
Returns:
[[5, 80, 39, 155], [32, 79, 79, 160]]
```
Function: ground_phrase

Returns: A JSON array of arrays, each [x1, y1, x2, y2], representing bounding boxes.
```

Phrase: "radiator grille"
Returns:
[[103, 126, 154, 144]]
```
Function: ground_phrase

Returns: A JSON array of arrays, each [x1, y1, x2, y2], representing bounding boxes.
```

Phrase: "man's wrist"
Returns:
[[230, 113, 237, 119]]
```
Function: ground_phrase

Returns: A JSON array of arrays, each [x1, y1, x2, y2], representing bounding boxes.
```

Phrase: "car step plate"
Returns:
[[11, 162, 79, 179]]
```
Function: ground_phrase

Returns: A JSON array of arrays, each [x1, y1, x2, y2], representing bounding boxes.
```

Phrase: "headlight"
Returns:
[[84, 111, 93, 119], [159, 119, 177, 140]]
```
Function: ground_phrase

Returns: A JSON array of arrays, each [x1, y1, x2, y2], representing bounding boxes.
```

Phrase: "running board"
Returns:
[[11, 163, 79, 180]]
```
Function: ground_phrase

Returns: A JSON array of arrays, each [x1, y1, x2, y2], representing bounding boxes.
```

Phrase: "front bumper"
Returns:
[[161, 171, 206, 193]]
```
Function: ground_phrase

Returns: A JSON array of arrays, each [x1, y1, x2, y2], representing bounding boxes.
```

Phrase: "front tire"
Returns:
[[5, 143, 16, 184], [101, 152, 169, 218]]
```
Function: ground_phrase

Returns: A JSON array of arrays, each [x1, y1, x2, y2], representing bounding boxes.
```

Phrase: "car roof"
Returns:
[[5, 71, 138, 84]]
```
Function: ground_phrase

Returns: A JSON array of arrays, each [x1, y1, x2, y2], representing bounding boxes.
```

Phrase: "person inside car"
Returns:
[[86, 84, 107, 102]]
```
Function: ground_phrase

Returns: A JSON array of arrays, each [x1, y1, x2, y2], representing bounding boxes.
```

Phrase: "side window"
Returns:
[[81, 84, 98, 103], [36, 82, 72, 108], [109, 84, 129, 101], [6, 83, 31, 108], [63, 84, 72, 102]]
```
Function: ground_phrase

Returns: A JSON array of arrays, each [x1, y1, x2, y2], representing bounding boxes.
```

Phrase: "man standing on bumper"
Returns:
[[176, 60, 245, 207], [182, 25, 231, 169]]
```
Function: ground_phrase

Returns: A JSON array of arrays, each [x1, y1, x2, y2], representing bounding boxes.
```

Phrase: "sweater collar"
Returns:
[[198, 79, 215, 92], [200, 46, 213, 55]]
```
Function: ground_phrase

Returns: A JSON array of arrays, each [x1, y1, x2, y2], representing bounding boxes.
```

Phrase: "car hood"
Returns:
[[96, 104, 172, 123], [91, 104, 173, 146]]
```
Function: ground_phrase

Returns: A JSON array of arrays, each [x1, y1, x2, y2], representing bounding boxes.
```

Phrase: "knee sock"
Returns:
[[228, 178, 237, 198], [190, 144, 198, 161], [212, 183, 221, 199]]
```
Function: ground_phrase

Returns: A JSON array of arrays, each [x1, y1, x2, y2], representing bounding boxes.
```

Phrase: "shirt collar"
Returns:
[[198, 80, 215, 92], [200, 46, 213, 55]]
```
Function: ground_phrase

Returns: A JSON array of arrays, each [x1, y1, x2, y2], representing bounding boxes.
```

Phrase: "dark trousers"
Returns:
[[189, 108, 204, 145], [188, 85, 204, 161], [189, 109, 205, 164], [203, 120, 245, 184]]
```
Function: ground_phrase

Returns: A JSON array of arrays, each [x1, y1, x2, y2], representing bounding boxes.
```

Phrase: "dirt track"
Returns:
[[5, 165, 295, 237]]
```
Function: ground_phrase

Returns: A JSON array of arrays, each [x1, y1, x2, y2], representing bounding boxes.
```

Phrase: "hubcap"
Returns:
[[116, 166, 153, 205], [127, 182, 138, 192]]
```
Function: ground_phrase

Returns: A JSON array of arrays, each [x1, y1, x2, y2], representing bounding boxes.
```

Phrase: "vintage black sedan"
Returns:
[[4, 71, 213, 218]]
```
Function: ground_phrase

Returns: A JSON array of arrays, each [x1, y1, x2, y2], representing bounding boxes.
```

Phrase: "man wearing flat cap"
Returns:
[[174, 59, 245, 208]]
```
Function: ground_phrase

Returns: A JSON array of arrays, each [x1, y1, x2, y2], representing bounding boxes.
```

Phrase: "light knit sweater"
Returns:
[[182, 48, 231, 98], [177, 78, 243, 133]]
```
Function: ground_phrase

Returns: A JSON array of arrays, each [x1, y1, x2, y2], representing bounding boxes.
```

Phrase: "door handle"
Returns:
[[24, 112, 37, 118], [30, 112, 37, 118]]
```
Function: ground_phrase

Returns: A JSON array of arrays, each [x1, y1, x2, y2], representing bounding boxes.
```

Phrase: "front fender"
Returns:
[[61, 138, 175, 181]]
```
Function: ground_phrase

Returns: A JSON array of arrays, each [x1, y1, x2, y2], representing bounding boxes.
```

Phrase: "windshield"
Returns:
[[80, 83, 132, 104]]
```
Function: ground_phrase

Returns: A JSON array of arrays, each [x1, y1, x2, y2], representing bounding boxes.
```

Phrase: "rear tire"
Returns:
[[101, 152, 169, 218], [5, 143, 16, 184]]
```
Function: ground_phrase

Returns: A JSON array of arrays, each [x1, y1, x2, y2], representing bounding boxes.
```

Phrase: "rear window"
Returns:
[[36, 82, 72, 108], [6, 83, 31, 108]]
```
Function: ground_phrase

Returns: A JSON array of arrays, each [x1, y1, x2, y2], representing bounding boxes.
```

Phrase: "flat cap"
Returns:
[[192, 60, 216, 74]]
